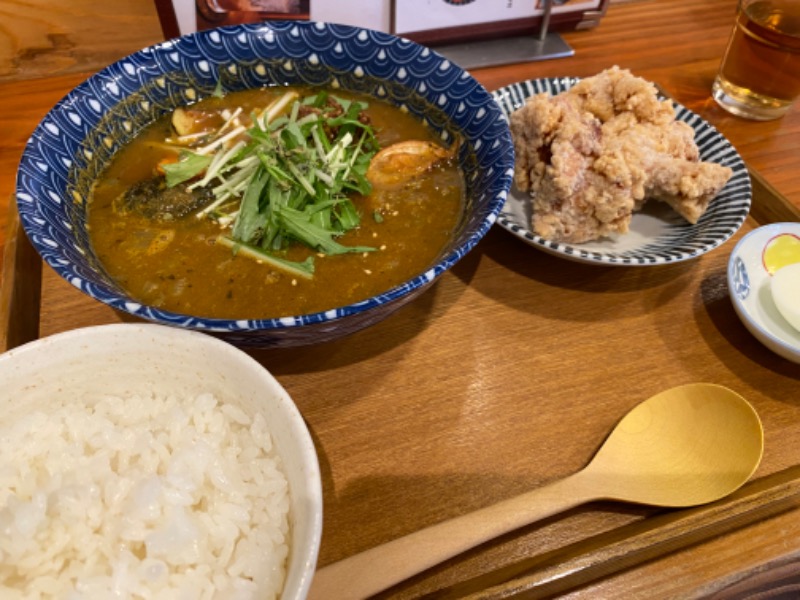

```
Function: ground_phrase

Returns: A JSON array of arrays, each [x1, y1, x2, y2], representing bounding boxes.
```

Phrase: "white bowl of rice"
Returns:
[[0, 323, 322, 599]]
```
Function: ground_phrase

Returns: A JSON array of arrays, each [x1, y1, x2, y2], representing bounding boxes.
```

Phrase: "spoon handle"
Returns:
[[307, 470, 597, 600]]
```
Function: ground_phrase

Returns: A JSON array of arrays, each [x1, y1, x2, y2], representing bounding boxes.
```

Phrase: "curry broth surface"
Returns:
[[87, 88, 464, 319]]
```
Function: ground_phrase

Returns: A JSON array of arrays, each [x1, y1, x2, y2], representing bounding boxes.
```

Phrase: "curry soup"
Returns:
[[87, 87, 464, 319]]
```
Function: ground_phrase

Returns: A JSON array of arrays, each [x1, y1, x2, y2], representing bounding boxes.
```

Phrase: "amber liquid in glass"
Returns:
[[715, 0, 800, 118]]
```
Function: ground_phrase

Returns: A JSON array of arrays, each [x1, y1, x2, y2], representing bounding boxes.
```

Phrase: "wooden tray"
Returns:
[[2, 167, 800, 598]]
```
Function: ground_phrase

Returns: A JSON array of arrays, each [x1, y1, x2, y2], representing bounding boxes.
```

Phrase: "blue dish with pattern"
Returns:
[[16, 21, 514, 347], [492, 77, 750, 266]]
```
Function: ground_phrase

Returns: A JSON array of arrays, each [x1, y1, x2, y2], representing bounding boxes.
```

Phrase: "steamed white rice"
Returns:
[[0, 391, 290, 599]]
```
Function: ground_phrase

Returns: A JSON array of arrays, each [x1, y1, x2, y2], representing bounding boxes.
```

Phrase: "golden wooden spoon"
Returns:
[[307, 383, 764, 600]]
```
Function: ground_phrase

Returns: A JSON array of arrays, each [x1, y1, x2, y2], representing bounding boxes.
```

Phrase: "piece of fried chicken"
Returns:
[[510, 67, 733, 243]]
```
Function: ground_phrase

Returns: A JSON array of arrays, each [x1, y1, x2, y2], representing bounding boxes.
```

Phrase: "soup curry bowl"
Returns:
[[16, 21, 514, 347]]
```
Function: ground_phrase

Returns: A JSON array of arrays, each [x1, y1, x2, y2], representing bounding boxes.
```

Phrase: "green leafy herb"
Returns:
[[280, 206, 374, 255], [170, 90, 380, 278], [216, 235, 314, 279], [211, 79, 225, 99], [162, 151, 213, 187]]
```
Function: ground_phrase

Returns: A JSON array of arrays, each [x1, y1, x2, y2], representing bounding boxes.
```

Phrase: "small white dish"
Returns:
[[727, 223, 800, 364]]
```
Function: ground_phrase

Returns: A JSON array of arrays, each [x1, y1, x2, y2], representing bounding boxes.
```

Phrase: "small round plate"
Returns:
[[491, 77, 751, 266], [728, 223, 800, 364]]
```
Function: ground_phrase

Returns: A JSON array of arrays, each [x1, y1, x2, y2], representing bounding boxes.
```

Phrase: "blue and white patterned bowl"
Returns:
[[492, 77, 750, 266], [16, 21, 514, 347]]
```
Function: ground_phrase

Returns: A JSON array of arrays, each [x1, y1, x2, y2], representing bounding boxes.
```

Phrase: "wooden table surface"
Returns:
[[2, 1, 800, 598]]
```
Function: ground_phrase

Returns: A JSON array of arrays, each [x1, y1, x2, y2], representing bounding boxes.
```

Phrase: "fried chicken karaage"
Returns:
[[510, 67, 733, 243]]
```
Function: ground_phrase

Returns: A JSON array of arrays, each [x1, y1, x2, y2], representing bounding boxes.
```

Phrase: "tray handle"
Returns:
[[447, 464, 800, 598], [0, 196, 42, 352]]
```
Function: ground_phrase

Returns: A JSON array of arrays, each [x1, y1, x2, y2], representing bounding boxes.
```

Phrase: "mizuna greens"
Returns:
[[88, 86, 466, 320], [162, 90, 381, 279]]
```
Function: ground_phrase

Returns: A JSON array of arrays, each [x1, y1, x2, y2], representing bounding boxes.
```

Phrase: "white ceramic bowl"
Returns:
[[0, 323, 322, 598], [727, 223, 800, 364]]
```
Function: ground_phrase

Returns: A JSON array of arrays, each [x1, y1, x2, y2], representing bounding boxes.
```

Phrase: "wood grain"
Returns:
[[309, 382, 764, 599], [749, 168, 800, 225], [453, 464, 800, 598], [21, 190, 800, 599], [0, 0, 163, 82], [0, 198, 40, 352], [0, 1, 800, 598]]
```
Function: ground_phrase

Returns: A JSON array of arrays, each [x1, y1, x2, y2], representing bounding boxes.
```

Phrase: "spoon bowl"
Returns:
[[587, 383, 764, 507], [308, 383, 764, 600]]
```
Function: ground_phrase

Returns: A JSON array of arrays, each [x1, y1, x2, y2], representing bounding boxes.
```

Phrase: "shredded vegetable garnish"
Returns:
[[162, 90, 380, 277]]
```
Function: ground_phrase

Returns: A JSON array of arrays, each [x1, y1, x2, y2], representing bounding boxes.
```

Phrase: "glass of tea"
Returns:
[[712, 0, 800, 120]]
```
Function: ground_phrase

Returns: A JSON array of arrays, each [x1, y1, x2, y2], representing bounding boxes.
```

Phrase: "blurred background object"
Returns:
[[0, 0, 616, 82]]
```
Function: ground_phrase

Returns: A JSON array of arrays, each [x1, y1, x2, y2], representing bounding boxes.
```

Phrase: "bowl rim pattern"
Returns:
[[16, 20, 514, 343]]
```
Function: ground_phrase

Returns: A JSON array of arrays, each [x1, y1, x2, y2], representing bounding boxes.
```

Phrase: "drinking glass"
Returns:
[[712, 0, 800, 120]]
